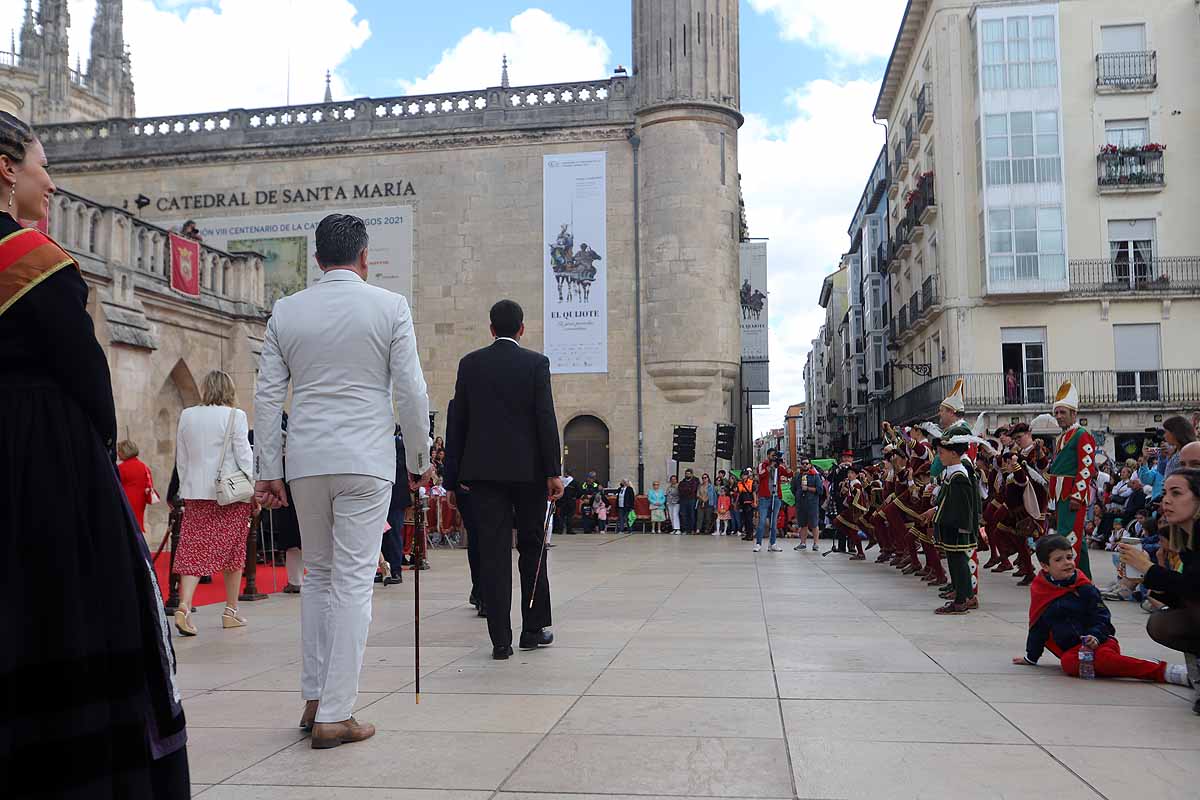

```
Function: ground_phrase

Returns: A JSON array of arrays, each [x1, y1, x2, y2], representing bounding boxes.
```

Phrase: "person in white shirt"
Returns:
[[254, 214, 431, 750], [172, 370, 255, 636]]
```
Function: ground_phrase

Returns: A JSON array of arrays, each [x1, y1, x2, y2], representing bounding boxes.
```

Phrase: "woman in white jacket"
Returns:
[[173, 370, 255, 636]]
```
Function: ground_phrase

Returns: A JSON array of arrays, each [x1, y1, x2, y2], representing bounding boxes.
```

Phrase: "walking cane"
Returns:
[[530, 500, 555, 608], [412, 483, 426, 704]]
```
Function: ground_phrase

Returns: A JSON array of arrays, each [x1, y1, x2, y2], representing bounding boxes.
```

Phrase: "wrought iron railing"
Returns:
[[917, 83, 933, 124], [908, 292, 919, 322], [885, 370, 1200, 424], [0, 50, 21, 68], [1097, 149, 1164, 189], [1069, 257, 1200, 293], [904, 116, 915, 152], [897, 307, 909, 335], [1096, 51, 1157, 89], [921, 274, 939, 309]]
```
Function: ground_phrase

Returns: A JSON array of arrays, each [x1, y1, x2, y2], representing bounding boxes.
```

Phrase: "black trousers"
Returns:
[[458, 490, 482, 601], [470, 480, 552, 648], [1147, 599, 1200, 655]]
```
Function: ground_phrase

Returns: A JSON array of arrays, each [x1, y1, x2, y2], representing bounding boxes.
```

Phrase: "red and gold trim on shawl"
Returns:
[[0, 227, 76, 317]]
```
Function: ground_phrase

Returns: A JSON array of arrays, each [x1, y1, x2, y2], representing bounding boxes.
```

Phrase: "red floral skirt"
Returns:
[[174, 499, 252, 576]]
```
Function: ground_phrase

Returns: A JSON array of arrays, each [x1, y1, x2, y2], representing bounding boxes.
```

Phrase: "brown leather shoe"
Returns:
[[311, 717, 376, 749], [299, 700, 319, 732]]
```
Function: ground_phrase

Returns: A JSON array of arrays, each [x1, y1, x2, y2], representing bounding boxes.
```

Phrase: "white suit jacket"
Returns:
[[254, 269, 430, 483], [176, 405, 254, 501]]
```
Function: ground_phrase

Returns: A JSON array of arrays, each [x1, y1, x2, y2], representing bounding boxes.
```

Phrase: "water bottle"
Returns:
[[1078, 645, 1095, 680]]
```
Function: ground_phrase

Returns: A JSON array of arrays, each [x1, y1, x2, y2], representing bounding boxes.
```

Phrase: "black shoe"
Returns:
[[469, 592, 480, 608], [519, 629, 554, 650], [477, 605, 488, 618], [373, 574, 383, 583], [383, 576, 402, 586], [492, 646, 513, 660]]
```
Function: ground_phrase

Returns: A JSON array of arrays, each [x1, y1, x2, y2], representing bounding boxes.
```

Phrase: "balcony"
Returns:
[[875, 241, 892, 273], [895, 218, 914, 260], [885, 370, 1200, 424], [920, 274, 941, 312], [1097, 147, 1165, 192], [896, 307, 909, 336], [1069, 256, 1200, 295], [916, 171, 937, 225], [917, 83, 934, 133], [1096, 51, 1157, 92], [904, 116, 919, 161]]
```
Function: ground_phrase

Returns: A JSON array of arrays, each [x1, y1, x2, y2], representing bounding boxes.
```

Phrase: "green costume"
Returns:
[[934, 462, 980, 605]]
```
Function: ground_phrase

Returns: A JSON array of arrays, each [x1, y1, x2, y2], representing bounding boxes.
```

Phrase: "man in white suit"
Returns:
[[254, 214, 430, 749]]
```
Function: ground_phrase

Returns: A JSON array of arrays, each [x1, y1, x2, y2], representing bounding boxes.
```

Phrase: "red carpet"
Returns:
[[152, 557, 290, 607]]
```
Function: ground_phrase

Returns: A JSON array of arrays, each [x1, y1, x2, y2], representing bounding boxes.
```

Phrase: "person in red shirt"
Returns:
[[117, 439, 156, 533], [754, 448, 793, 552]]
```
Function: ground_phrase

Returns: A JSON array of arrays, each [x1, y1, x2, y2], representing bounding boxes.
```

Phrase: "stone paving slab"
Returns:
[[175, 533, 1200, 799]]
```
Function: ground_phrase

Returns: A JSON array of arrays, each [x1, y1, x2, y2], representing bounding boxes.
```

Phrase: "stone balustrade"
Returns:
[[38, 76, 633, 162], [51, 188, 266, 310]]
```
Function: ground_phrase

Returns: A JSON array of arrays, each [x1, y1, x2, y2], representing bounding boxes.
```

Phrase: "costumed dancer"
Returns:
[[932, 433, 982, 614], [1046, 380, 1096, 579], [909, 423, 947, 585], [1007, 422, 1051, 586], [835, 464, 869, 560], [828, 451, 855, 553], [980, 426, 1012, 571]]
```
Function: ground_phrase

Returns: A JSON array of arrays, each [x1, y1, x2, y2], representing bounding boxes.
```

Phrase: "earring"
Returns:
[[7, 183, 13, 209]]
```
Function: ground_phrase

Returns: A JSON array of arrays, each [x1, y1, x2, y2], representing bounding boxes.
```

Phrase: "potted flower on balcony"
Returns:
[[1140, 142, 1166, 153], [904, 189, 920, 210]]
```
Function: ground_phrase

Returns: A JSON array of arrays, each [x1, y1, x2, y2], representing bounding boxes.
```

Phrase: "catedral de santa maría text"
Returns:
[[1, 2, 1199, 798]]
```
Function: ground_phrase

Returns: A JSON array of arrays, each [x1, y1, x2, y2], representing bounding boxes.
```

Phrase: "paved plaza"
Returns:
[[179, 534, 1198, 800]]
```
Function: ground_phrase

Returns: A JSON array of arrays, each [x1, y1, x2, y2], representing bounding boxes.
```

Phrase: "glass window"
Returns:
[[982, 20, 1006, 89], [989, 209, 1013, 253], [985, 114, 1010, 185], [1031, 16, 1057, 87], [1007, 17, 1031, 89], [1104, 118, 1148, 149]]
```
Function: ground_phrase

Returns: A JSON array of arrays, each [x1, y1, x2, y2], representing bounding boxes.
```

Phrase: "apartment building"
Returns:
[[875, 0, 1200, 458], [802, 265, 849, 456]]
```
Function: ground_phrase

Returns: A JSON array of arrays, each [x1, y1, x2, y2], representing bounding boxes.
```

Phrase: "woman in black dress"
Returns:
[[0, 113, 189, 797]]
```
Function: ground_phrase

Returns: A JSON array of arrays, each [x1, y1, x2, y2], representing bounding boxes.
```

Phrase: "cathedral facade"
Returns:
[[31, 1, 748, 510]]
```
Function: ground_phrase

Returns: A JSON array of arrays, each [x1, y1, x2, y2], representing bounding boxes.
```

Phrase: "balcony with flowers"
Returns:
[[1097, 143, 1165, 192]]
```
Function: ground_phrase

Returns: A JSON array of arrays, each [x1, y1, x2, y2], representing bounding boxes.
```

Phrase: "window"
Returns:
[[988, 205, 1064, 284], [1104, 118, 1148, 149], [930, 333, 941, 376], [1108, 219, 1155, 287], [985, 111, 1061, 185], [1100, 24, 1146, 53], [1001, 328, 1047, 404], [1113, 323, 1161, 401], [980, 14, 1057, 91]]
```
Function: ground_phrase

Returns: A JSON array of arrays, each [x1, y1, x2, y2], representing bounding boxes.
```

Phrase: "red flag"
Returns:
[[169, 232, 201, 297]]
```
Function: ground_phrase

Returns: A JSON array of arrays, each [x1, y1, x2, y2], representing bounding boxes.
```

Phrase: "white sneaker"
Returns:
[[768, 544, 783, 552], [753, 544, 762, 552], [1165, 663, 1194, 688]]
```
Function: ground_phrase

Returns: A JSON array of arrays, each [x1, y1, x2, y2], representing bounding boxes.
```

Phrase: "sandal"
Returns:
[[174, 608, 197, 637], [221, 606, 247, 629]]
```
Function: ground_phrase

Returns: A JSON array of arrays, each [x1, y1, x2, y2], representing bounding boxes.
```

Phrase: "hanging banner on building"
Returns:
[[740, 240, 769, 405], [169, 232, 201, 297], [544, 151, 607, 374], [173, 206, 414, 306]]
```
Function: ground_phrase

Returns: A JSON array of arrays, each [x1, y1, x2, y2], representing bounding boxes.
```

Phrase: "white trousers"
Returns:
[[290, 473, 392, 723], [668, 503, 680, 531]]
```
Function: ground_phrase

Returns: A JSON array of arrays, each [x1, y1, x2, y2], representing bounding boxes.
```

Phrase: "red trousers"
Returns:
[[1057, 638, 1166, 682]]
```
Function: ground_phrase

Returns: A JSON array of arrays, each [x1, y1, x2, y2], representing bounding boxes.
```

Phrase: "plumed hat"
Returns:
[[940, 378, 966, 413]]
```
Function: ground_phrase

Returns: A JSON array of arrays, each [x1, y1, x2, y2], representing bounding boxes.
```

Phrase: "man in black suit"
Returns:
[[446, 300, 564, 659]]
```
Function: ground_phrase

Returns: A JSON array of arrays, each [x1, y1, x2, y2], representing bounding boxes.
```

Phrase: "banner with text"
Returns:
[[740, 240, 769, 405], [177, 206, 414, 306], [544, 152, 607, 374]]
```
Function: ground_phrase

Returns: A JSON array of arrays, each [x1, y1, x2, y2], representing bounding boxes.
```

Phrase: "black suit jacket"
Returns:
[[448, 338, 560, 483], [442, 397, 462, 492]]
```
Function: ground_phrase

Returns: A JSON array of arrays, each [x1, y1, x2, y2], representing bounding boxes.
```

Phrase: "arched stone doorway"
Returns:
[[563, 415, 609, 486]]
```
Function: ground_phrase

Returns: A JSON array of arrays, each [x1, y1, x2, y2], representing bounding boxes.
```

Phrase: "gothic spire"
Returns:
[[324, 70, 332, 103], [500, 54, 510, 89]]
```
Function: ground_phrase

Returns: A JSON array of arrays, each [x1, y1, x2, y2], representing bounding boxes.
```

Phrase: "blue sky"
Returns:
[[5, 0, 909, 435]]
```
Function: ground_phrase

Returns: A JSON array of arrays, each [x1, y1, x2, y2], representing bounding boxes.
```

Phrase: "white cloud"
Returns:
[[0, 0, 371, 116], [740, 79, 886, 437], [397, 9, 610, 95], [747, 0, 906, 63]]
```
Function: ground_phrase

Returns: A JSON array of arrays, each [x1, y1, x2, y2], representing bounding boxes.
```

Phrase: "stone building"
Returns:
[[33, 1, 748, 495], [0, 0, 135, 123]]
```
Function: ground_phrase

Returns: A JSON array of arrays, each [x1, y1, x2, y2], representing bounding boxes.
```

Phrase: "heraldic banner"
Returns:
[[169, 232, 201, 298], [543, 151, 607, 374]]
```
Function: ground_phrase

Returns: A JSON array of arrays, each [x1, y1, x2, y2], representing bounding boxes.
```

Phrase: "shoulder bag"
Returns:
[[215, 408, 254, 506]]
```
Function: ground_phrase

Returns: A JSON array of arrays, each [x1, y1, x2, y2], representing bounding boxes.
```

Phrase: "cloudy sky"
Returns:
[[2, 0, 907, 436]]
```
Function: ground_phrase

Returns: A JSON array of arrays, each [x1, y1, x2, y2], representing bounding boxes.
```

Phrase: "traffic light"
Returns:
[[715, 424, 736, 461], [672, 425, 697, 463]]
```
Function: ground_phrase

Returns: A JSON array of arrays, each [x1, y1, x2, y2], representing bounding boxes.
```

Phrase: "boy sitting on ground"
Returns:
[[1012, 534, 1192, 686]]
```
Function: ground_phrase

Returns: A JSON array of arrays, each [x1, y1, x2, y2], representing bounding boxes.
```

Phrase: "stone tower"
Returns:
[[36, 0, 72, 122], [633, 1, 743, 455], [88, 0, 136, 118]]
